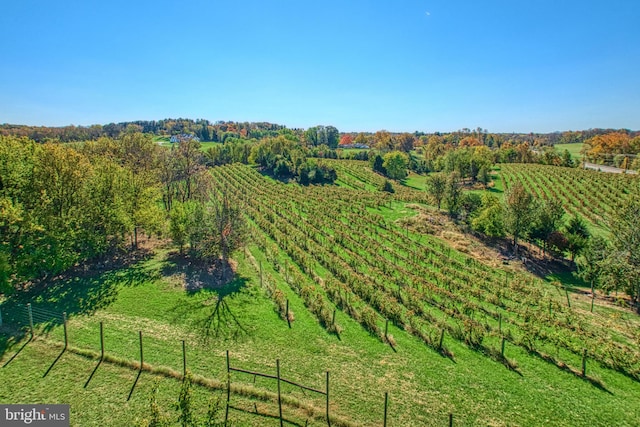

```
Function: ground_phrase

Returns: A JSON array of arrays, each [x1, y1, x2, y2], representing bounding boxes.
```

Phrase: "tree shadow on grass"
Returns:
[[164, 254, 249, 343], [0, 247, 156, 359]]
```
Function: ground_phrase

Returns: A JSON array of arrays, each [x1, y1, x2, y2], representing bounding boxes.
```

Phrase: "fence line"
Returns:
[[225, 349, 331, 427], [0, 301, 461, 426]]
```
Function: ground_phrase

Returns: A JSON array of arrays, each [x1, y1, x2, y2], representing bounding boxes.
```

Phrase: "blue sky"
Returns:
[[1, 1, 639, 133]]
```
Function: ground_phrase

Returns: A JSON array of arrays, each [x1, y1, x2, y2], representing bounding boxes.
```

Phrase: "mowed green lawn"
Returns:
[[554, 143, 584, 160], [1, 242, 640, 426]]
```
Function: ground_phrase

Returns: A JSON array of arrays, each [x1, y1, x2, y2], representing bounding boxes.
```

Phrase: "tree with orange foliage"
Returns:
[[584, 132, 635, 164], [339, 134, 354, 146]]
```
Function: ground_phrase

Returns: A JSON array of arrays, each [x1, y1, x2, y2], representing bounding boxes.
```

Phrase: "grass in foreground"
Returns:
[[1, 242, 640, 426]]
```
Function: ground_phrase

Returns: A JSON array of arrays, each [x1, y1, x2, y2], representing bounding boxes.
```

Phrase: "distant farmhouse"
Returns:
[[170, 134, 200, 143]]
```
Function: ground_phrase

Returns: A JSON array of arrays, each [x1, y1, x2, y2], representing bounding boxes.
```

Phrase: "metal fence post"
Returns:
[[100, 321, 104, 359], [27, 303, 34, 335], [63, 312, 68, 350], [0, 305, 3, 327], [225, 350, 230, 425], [139, 331, 143, 370]]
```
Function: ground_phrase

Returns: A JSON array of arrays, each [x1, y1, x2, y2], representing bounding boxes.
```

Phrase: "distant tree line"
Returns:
[[0, 120, 289, 143]]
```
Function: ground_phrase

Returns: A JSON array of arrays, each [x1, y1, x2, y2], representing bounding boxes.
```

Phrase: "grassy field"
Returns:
[[554, 143, 584, 160], [2, 163, 640, 426], [2, 241, 640, 426], [153, 137, 219, 152]]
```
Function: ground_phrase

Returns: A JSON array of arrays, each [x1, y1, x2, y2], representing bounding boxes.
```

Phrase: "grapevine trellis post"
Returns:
[[286, 299, 291, 329]]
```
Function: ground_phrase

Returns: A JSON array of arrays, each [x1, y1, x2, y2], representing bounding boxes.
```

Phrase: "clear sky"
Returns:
[[1, 0, 639, 133]]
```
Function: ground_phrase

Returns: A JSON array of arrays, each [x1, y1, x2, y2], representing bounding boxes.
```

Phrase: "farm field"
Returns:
[[3, 163, 639, 426], [499, 163, 640, 231]]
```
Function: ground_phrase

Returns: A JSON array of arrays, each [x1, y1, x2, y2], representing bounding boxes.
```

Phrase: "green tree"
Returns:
[[81, 157, 130, 256], [471, 194, 505, 237], [477, 165, 490, 187], [565, 215, 590, 261], [369, 153, 386, 175], [425, 173, 447, 210], [444, 172, 462, 217], [562, 149, 574, 167], [182, 196, 247, 262], [382, 151, 408, 180], [530, 198, 565, 256], [379, 179, 394, 193], [169, 201, 193, 254], [460, 192, 482, 220], [576, 236, 610, 297], [174, 138, 204, 203], [607, 197, 640, 306], [122, 169, 164, 249], [503, 183, 535, 255]]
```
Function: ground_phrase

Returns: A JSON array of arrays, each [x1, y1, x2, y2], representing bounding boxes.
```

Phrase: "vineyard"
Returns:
[[500, 163, 640, 229], [322, 159, 431, 204], [3, 160, 640, 425], [211, 164, 640, 382]]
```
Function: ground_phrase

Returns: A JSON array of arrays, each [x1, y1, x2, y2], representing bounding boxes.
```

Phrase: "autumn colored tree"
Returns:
[[584, 132, 637, 164], [353, 133, 371, 146], [339, 134, 354, 146], [374, 130, 394, 152], [396, 133, 415, 152]]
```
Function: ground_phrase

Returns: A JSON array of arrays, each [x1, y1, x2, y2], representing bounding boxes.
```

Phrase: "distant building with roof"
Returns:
[[170, 134, 200, 143]]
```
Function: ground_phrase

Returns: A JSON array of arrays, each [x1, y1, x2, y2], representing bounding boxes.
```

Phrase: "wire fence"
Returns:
[[0, 303, 65, 336], [0, 301, 460, 426]]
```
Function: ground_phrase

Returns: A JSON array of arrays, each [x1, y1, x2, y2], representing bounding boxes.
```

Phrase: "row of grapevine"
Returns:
[[212, 164, 640, 380], [501, 163, 640, 228]]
